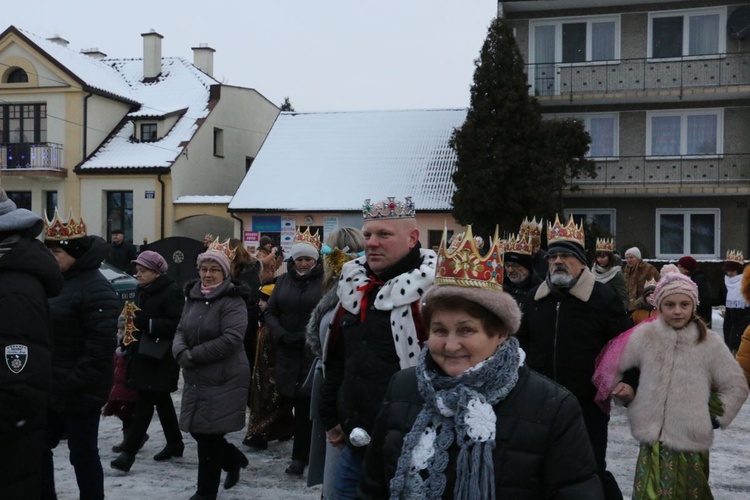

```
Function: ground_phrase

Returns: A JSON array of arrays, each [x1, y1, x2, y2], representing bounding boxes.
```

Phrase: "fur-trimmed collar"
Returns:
[[534, 267, 596, 302]]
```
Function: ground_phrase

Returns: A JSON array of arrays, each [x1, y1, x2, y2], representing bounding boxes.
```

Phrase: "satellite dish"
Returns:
[[728, 6, 750, 40]]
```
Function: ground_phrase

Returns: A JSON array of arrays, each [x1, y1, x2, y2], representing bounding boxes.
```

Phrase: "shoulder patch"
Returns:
[[5, 344, 28, 374]]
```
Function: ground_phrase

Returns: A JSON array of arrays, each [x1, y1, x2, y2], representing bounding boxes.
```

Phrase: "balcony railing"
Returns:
[[527, 52, 750, 99], [1, 143, 63, 170], [570, 154, 750, 187]]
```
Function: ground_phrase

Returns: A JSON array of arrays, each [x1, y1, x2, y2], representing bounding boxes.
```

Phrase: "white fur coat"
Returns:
[[617, 317, 749, 452]]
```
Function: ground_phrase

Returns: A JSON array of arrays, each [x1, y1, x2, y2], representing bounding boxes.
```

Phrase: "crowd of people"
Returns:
[[3, 185, 750, 499]]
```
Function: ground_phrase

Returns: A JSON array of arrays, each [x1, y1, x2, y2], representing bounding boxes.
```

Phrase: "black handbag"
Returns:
[[138, 332, 171, 360]]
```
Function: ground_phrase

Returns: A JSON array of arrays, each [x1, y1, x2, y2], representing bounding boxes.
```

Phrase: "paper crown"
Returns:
[[596, 238, 615, 253], [435, 225, 503, 290], [448, 232, 485, 253], [519, 217, 544, 240], [726, 249, 744, 265], [548, 215, 585, 247], [208, 236, 237, 261], [643, 277, 658, 291], [293, 227, 321, 249], [504, 233, 532, 256], [44, 208, 87, 241], [362, 196, 415, 220]]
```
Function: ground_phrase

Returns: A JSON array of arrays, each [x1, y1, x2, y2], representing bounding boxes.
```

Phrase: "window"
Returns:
[[44, 191, 57, 220], [647, 109, 722, 157], [0, 104, 47, 144], [6, 191, 31, 210], [213, 127, 224, 157], [656, 209, 719, 258], [140, 123, 157, 142], [649, 8, 725, 58], [548, 113, 618, 158], [564, 209, 616, 236], [532, 17, 618, 65], [428, 229, 454, 252], [6, 68, 28, 83], [106, 191, 133, 242]]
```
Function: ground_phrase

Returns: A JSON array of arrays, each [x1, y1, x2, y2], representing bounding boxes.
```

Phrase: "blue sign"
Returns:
[[252, 215, 282, 232]]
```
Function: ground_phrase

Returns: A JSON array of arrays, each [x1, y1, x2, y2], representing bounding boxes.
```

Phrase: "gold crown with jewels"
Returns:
[[362, 196, 416, 220], [43, 208, 87, 241], [504, 233, 532, 256], [726, 249, 744, 266], [596, 238, 615, 253], [293, 226, 321, 249], [519, 216, 544, 241], [208, 236, 237, 261], [548, 215, 585, 247], [435, 225, 504, 290]]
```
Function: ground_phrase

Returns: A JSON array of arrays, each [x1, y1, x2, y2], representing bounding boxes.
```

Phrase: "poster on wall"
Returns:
[[280, 216, 296, 255], [323, 217, 339, 240], [243, 231, 259, 251]]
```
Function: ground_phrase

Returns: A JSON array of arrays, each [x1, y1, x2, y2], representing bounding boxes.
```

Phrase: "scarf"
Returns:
[[390, 337, 522, 500], [200, 280, 223, 296], [725, 274, 747, 309], [592, 264, 622, 284]]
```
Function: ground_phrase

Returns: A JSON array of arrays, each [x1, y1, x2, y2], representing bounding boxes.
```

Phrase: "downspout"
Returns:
[[230, 210, 244, 237], [82, 93, 92, 161], [157, 173, 165, 239]]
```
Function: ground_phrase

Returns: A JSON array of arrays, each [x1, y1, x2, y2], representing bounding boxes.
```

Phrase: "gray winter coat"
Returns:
[[172, 279, 250, 434]]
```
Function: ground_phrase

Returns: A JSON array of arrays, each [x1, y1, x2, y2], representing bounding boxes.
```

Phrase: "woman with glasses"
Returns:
[[173, 248, 251, 500]]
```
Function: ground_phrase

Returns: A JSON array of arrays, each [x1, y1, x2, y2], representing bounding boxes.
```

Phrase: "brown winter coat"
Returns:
[[735, 265, 750, 384], [172, 279, 250, 434], [623, 260, 660, 312], [617, 317, 748, 451]]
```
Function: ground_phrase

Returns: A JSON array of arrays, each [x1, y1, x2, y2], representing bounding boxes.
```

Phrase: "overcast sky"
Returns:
[[12, 1, 499, 112]]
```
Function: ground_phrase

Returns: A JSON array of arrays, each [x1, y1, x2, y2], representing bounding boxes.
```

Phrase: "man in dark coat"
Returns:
[[503, 234, 542, 309], [42, 216, 120, 500], [517, 218, 632, 500], [678, 255, 713, 328], [106, 228, 138, 274], [0, 188, 63, 499], [319, 196, 436, 500]]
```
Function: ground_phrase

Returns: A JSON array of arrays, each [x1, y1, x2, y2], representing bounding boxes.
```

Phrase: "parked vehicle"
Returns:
[[99, 262, 137, 305]]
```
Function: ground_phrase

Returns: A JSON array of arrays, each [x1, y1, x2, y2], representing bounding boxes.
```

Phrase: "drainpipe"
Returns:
[[157, 173, 165, 239], [230, 210, 244, 238], [82, 93, 92, 160]]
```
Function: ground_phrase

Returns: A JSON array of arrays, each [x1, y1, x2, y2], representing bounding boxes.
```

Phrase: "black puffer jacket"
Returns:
[[265, 261, 323, 398], [359, 365, 603, 499], [0, 235, 62, 438], [125, 274, 184, 393], [48, 236, 120, 414], [688, 268, 713, 327]]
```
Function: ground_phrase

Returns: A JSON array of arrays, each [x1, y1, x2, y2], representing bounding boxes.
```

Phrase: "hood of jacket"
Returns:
[[0, 234, 63, 297]]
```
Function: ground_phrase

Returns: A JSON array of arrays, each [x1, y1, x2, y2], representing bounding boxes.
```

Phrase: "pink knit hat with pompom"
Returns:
[[653, 271, 699, 311]]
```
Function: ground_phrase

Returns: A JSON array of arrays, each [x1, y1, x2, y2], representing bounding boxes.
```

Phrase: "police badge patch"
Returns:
[[5, 344, 28, 374]]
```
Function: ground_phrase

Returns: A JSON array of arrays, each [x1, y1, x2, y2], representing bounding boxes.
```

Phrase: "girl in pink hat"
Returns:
[[612, 270, 748, 499]]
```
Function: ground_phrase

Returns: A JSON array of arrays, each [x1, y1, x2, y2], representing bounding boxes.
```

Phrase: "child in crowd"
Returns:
[[613, 271, 748, 499]]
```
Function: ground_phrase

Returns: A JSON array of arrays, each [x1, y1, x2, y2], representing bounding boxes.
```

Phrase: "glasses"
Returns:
[[505, 262, 524, 270], [546, 252, 575, 262], [198, 267, 223, 274]]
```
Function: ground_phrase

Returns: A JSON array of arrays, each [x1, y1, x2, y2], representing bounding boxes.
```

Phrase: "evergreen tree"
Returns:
[[280, 97, 295, 111], [450, 16, 594, 238]]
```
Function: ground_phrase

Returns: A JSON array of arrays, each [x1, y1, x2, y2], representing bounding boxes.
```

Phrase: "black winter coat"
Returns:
[[689, 269, 713, 327], [504, 271, 542, 310], [0, 236, 62, 438], [359, 365, 603, 499], [48, 236, 120, 414], [518, 270, 632, 416], [265, 262, 323, 398], [125, 274, 184, 393], [106, 241, 137, 274], [234, 263, 262, 372]]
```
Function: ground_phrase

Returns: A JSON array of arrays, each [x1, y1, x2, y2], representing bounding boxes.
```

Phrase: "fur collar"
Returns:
[[534, 267, 596, 302]]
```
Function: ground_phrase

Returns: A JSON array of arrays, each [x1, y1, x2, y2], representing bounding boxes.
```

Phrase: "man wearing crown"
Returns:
[[319, 197, 436, 499], [518, 215, 632, 500], [41, 209, 120, 500], [503, 233, 542, 308]]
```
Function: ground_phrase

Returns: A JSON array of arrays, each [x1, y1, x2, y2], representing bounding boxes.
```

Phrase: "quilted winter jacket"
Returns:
[[173, 279, 250, 434], [359, 365, 603, 499]]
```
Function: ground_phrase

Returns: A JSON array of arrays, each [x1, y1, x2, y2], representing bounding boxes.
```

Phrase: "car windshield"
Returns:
[[100, 263, 132, 281]]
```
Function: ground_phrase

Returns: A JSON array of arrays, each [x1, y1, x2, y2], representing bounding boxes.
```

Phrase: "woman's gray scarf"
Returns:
[[389, 336, 521, 500], [592, 264, 622, 284]]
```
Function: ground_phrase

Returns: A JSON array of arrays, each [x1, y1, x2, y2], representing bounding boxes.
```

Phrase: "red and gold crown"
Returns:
[[208, 236, 237, 261], [43, 208, 87, 241], [504, 233, 532, 256], [362, 196, 416, 220], [547, 215, 585, 247], [120, 301, 141, 346], [435, 225, 503, 290], [596, 238, 615, 253], [293, 227, 321, 249], [726, 249, 744, 266], [518, 217, 544, 241]]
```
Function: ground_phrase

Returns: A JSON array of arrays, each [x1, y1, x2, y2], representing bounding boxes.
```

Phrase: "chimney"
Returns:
[[192, 43, 215, 77], [141, 30, 163, 80], [81, 48, 107, 60], [46, 35, 69, 47]]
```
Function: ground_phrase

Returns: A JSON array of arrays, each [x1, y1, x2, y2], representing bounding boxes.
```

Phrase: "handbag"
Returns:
[[138, 332, 171, 360]]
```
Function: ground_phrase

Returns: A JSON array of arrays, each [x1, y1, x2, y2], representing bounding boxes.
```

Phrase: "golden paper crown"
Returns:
[[293, 227, 321, 249], [519, 217, 544, 240], [120, 301, 141, 346], [43, 208, 87, 241], [362, 196, 416, 220], [447, 232, 485, 253], [726, 249, 744, 265], [504, 233, 532, 256], [596, 238, 615, 253], [208, 236, 237, 261], [548, 215, 585, 247], [435, 225, 503, 290], [643, 278, 658, 291]]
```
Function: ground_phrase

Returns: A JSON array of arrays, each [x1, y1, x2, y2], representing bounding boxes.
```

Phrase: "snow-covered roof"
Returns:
[[229, 109, 466, 212], [174, 195, 233, 204]]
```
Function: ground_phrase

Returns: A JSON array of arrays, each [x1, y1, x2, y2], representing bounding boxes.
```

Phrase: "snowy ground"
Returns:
[[51, 311, 749, 499]]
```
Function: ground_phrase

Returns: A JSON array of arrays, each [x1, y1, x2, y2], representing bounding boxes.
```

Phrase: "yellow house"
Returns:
[[0, 26, 278, 244]]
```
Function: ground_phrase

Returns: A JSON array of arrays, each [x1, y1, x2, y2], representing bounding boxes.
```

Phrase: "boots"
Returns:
[[112, 432, 149, 453], [153, 442, 184, 461], [285, 459, 305, 476], [110, 452, 136, 472], [223, 446, 249, 490]]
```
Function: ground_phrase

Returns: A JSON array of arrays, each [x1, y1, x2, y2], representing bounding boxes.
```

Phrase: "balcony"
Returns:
[[570, 154, 750, 188], [0, 143, 66, 178], [528, 52, 750, 103]]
